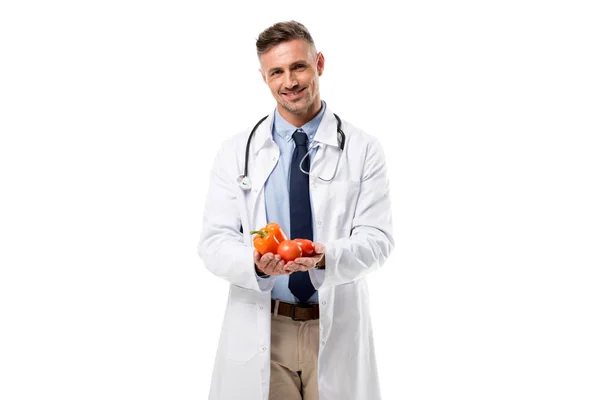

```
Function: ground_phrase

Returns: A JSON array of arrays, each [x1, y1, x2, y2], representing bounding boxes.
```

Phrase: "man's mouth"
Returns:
[[282, 87, 306, 100]]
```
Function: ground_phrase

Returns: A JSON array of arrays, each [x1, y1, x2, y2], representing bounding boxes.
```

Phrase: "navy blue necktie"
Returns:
[[288, 129, 317, 303]]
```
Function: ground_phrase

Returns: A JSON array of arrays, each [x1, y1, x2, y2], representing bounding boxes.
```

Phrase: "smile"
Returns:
[[282, 87, 306, 100]]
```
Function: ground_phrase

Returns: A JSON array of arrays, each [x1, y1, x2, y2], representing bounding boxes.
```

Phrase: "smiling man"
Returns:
[[198, 21, 394, 400], [259, 38, 324, 125]]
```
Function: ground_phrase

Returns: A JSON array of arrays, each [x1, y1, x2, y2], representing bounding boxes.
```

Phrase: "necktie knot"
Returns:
[[292, 130, 308, 147]]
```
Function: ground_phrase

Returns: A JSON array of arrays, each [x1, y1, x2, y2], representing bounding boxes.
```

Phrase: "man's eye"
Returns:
[[294, 65, 306, 70], [271, 71, 282, 76]]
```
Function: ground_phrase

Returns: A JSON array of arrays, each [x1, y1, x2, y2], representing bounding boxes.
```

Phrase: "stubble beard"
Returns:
[[278, 89, 317, 116], [281, 99, 310, 115]]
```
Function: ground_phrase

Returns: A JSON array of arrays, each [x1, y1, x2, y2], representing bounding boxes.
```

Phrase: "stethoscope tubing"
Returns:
[[239, 113, 345, 189]]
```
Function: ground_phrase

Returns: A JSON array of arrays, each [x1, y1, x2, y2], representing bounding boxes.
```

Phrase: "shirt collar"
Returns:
[[272, 101, 327, 142]]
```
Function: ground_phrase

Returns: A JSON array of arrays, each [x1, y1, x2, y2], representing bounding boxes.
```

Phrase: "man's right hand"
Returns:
[[254, 251, 290, 276]]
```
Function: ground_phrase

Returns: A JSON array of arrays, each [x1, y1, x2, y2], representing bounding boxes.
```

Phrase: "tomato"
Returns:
[[251, 231, 280, 255], [277, 240, 303, 262], [264, 222, 288, 243], [293, 238, 315, 256]]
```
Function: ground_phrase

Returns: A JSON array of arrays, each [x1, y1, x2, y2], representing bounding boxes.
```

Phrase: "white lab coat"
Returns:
[[197, 106, 394, 400]]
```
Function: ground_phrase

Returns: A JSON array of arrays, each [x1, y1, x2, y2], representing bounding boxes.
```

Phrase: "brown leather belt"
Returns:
[[271, 299, 319, 321]]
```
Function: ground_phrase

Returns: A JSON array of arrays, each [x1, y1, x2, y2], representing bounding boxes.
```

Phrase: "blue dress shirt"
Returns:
[[262, 101, 327, 304]]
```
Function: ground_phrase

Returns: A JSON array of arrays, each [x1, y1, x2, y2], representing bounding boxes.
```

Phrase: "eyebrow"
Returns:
[[267, 61, 309, 75]]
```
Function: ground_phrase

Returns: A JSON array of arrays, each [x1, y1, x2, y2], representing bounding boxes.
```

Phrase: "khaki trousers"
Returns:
[[269, 306, 320, 400]]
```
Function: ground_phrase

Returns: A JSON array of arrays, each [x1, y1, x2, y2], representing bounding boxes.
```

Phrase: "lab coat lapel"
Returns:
[[248, 111, 278, 227]]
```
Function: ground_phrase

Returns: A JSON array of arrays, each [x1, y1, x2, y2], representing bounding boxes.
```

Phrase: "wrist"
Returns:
[[255, 264, 268, 277], [315, 254, 326, 269]]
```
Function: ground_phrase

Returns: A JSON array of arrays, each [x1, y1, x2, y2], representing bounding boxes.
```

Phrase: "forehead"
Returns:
[[259, 39, 314, 69]]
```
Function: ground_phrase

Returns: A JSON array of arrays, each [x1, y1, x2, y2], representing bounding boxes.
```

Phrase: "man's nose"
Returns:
[[283, 71, 299, 90]]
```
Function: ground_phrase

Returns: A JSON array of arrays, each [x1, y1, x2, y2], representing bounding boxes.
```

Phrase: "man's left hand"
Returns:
[[284, 243, 326, 273]]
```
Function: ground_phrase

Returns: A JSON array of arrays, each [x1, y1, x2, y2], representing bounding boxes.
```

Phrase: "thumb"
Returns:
[[314, 242, 326, 254]]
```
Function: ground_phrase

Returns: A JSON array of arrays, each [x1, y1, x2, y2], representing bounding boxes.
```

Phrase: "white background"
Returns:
[[1, 0, 599, 399]]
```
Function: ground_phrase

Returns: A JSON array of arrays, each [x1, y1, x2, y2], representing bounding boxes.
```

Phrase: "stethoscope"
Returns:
[[237, 113, 346, 190]]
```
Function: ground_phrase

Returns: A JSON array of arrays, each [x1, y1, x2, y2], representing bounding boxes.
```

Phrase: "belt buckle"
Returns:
[[290, 303, 313, 321]]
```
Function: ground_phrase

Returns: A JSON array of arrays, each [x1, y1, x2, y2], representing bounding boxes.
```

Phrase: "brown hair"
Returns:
[[256, 21, 315, 57]]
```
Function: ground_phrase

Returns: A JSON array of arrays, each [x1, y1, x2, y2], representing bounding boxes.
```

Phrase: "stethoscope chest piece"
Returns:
[[237, 175, 251, 190]]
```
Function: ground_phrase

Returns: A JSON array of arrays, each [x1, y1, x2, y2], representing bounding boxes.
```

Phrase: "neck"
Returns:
[[278, 98, 322, 128]]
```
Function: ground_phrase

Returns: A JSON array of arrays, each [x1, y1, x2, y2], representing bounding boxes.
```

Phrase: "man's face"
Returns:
[[259, 39, 324, 116]]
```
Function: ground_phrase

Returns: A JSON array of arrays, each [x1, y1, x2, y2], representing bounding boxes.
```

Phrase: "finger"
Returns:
[[294, 263, 312, 272], [268, 256, 282, 271], [285, 262, 300, 272], [313, 243, 325, 254], [261, 258, 274, 273], [297, 258, 320, 271], [253, 251, 261, 263], [273, 260, 287, 275], [265, 259, 287, 276], [282, 262, 292, 274], [293, 257, 314, 266], [260, 253, 274, 264], [257, 255, 274, 271], [268, 257, 281, 271]]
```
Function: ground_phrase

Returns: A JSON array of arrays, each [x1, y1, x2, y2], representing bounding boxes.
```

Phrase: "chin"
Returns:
[[281, 99, 313, 114], [286, 105, 311, 115]]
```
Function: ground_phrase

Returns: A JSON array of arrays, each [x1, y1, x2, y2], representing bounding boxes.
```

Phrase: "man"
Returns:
[[198, 21, 394, 400]]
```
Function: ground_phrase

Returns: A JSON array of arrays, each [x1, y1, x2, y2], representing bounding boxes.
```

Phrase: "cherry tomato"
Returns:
[[277, 240, 303, 263], [293, 238, 315, 256], [264, 222, 288, 243], [251, 231, 280, 256]]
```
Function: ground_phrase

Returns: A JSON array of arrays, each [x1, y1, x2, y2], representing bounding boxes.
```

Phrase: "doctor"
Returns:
[[197, 21, 394, 400]]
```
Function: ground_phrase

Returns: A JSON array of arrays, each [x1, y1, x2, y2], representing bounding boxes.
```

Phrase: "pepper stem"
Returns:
[[250, 230, 268, 238]]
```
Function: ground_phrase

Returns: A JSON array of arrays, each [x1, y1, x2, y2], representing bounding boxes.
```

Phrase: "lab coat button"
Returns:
[[321, 301, 326, 305], [259, 306, 263, 310], [312, 183, 317, 188], [321, 341, 325, 346], [262, 347, 267, 352], [317, 221, 322, 226]]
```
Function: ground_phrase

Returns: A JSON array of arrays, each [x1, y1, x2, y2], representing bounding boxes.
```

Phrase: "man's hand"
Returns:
[[254, 251, 290, 276], [284, 243, 326, 273]]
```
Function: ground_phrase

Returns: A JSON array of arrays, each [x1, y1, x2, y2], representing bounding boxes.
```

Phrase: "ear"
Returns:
[[316, 52, 325, 76]]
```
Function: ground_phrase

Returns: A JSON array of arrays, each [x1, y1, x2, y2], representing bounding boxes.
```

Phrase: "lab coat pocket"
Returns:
[[223, 301, 259, 363]]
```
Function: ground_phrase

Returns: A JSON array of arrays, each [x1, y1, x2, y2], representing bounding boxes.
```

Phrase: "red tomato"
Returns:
[[293, 238, 315, 256], [277, 240, 303, 262]]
